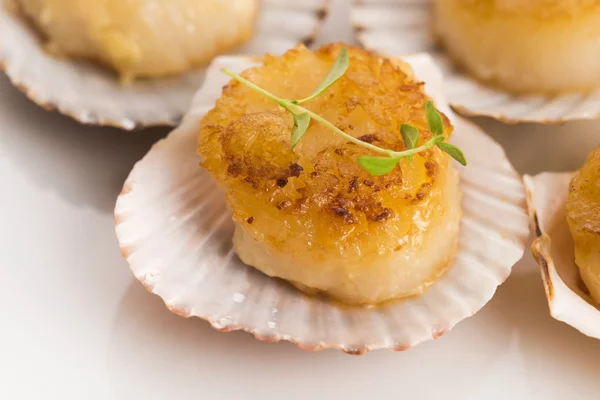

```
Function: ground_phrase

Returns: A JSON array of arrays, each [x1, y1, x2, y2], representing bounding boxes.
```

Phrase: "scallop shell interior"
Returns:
[[0, 0, 328, 130], [524, 173, 600, 339], [351, 0, 600, 124], [114, 53, 529, 354]]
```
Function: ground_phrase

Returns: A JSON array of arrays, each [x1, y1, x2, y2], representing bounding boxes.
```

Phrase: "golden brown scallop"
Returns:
[[434, 0, 600, 94], [567, 146, 600, 303], [16, 0, 259, 80], [198, 44, 461, 305]]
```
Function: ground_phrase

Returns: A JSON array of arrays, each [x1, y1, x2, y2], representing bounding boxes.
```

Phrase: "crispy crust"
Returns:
[[198, 44, 454, 255]]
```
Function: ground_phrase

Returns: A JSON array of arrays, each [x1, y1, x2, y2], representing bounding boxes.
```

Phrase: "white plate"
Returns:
[[351, 0, 600, 124], [0, 0, 328, 130], [2, 1, 600, 398]]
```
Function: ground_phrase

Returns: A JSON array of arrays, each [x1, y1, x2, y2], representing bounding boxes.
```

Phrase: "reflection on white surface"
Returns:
[[105, 259, 600, 400], [0, 76, 168, 212], [479, 116, 600, 176], [1, 1, 600, 399]]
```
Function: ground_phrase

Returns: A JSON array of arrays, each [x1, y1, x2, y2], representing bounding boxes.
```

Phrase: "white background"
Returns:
[[2, 1, 600, 399]]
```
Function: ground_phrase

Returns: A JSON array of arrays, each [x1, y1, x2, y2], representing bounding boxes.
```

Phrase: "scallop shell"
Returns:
[[114, 53, 529, 354], [524, 173, 600, 338], [0, 0, 328, 130], [351, 0, 600, 124]]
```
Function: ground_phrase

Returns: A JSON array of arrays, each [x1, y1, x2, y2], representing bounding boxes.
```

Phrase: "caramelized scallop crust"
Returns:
[[198, 44, 460, 304], [567, 146, 600, 303]]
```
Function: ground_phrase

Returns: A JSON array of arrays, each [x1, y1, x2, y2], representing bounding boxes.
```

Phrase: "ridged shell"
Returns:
[[114, 54, 529, 354], [524, 173, 600, 339], [351, 0, 600, 124], [0, 0, 328, 130]]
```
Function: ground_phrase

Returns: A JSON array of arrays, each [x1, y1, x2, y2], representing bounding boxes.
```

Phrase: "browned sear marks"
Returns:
[[276, 178, 288, 188], [197, 43, 453, 241], [289, 163, 304, 177], [357, 134, 377, 143], [348, 177, 359, 193], [372, 208, 394, 222]]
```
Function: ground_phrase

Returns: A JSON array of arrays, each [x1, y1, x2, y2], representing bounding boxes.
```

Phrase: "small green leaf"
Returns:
[[425, 101, 444, 136], [296, 47, 349, 104], [400, 124, 419, 150], [291, 113, 311, 148], [357, 156, 400, 176], [438, 142, 467, 166]]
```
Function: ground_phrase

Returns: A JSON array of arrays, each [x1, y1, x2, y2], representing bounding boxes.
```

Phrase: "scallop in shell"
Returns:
[[525, 168, 600, 339], [114, 51, 529, 353], [351, 0, 600, 124], [0, 0, 328, 129]]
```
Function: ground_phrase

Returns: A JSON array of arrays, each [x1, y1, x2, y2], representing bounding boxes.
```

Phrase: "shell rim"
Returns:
[[117, 222, 513, 355], [0, 58, 180, 131], [523, 174, 569, 313]]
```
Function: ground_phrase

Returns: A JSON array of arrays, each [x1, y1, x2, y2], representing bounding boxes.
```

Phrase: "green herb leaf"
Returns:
[[296, 47, 349, 104], [438, 142, 467, 166], [220, 55, 469, 177], [400, 124, 419, 150], [291, 112, 311, 148], [425, 101, 444, 136], [357, 156, 400, 176]]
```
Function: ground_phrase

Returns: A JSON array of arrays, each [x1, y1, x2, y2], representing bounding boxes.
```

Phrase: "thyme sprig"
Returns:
[[221, 47, 466, 176]]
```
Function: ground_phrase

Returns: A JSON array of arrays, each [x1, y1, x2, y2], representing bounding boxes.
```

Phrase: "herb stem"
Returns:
[[285, 104, 441, 161], [221, 68, 287, 107], [220, 48, 466, 173], [222, 68, 443, 161], [296, 107, 392, 156]]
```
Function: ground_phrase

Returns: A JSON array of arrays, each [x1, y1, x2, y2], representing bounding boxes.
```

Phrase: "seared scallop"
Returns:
[[434, 0, 600, 94], [566, 146, 600, 303], [15, 0, 259, 80], [198, 44, 462, 305]]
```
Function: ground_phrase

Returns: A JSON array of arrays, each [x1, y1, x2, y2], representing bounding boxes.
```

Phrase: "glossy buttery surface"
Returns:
[[2, 1, 600, 398]]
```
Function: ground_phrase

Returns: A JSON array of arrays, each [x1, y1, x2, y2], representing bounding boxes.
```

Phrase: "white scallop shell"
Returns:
[[524, 173, 600, 339], [0, 0, 328, 130], [351, 0, 600, 124], [114, 54, 529, 353]]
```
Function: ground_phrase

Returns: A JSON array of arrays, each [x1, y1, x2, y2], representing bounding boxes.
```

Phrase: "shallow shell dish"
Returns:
[[114, 52, 529, 354], [525, 173, 600, 339], [351, 0, 600, 124], [0, 0, 328, 130]]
